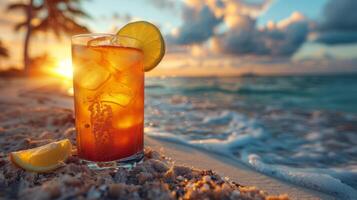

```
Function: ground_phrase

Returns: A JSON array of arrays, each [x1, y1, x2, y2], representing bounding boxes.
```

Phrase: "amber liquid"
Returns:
[[72, 44, 144, 162]]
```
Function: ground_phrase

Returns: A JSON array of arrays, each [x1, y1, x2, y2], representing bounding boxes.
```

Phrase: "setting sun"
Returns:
[[53, 59, 73, 79]]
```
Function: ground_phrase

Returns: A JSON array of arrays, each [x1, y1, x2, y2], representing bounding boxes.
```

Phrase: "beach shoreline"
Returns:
[[145, 136, 334, 200], [0, 77, 336, 199]]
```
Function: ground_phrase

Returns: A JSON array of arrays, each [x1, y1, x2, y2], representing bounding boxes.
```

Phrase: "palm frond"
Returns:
[[66, 5, 90, 18], [14, 22, 27, 32], [62, 17, 89, 34], [37, 0, 90, 36], [32, 18, 49, 32], [7, 3, 28, 11], [8, 2, 43, 11], [9, 0, 90, 38], [0, 41, 9, 58]]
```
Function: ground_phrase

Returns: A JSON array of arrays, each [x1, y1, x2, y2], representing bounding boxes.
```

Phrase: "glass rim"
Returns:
[[71, 33, 142, 49], [72, 33, 112, 39], [72, 33, 140, 42]]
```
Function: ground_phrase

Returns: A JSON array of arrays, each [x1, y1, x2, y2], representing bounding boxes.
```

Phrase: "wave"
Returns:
[[179, 85, 307, 96], [145, 84, 165, 89], [146, 111, 267, 154], [146, 110, 357, 199], [242, 154, 357, 199]]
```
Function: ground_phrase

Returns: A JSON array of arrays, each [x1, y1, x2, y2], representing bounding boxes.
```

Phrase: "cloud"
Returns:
[[170, 4, 223, 45], [217, 20, 308, 56], [209, 0, 273, 28], [211, 16, 269, 55], [214, 11, 309, 57], [319, 0, 357, 31], [314, 31, 357, 45], [171, 0, 272, 43], [315, 0, 357, 45], [146, 0, 176, 10], [170, 0, 308, 57], [149, 51, 357, 77]]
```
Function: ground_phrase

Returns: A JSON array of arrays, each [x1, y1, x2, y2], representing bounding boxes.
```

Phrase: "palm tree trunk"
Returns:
[[24, 0, 33, 76]]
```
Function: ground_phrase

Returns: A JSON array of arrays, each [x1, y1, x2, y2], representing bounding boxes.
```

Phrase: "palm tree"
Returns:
[[0, 40, 9, 58], [8, 0, 90, 75]]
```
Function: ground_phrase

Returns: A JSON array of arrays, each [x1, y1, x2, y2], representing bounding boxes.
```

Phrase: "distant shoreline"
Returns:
[[146, 72, 357, 78], [1, 67, 357, 79]]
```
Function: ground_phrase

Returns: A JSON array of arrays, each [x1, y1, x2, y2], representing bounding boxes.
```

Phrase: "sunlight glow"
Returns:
[[53, 59, 73, 80], [67, 87, 74, 96]]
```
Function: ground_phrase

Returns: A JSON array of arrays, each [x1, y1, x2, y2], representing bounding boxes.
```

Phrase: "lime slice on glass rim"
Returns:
[[116, 21, 165, 72], [86, 21, 165, 71]]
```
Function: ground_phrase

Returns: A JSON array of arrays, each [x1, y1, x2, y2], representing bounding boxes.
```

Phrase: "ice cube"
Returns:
[[105, 49, 143, 72], [74, 61, 111, 90], [72, 45, 102, 62], [114, 115, 142, 129], [87, 36, 113, 46], [112, 70, 140, 87], [73, 45, 112, 90], [110, 35, 142, 49], [103, 36, 143, 72], [100, 83, 134, 107]]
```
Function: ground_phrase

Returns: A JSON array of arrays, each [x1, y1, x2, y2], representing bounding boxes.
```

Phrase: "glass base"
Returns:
[[80, 151, 144, 170]]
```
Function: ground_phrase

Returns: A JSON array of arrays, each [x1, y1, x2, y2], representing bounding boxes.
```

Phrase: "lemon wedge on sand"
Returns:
[[117, 21, 165, 72], [10, 139, 72, 172]]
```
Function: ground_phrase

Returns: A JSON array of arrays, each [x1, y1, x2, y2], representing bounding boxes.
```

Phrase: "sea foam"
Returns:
[[146, 110, 357, 199]]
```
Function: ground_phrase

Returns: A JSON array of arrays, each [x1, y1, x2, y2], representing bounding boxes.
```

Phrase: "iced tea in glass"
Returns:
[[72, 34, 144, 169]]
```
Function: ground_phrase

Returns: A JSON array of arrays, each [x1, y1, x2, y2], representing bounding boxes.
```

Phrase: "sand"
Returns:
[[145, 137, 335, 200], [0, 77, 336, 199]]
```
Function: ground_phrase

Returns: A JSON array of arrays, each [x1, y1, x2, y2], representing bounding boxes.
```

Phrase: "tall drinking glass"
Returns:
[[72, 33, 144, 169]]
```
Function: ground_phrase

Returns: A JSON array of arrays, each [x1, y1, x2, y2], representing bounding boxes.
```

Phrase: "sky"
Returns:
[[1, 0, 357, 76]]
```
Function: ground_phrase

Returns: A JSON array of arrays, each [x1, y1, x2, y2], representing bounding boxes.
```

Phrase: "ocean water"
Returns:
[[144, 74, 357, 199]]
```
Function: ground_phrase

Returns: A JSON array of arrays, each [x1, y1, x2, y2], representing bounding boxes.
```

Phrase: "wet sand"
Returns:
[[146, 137, 334, 200]]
